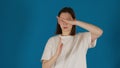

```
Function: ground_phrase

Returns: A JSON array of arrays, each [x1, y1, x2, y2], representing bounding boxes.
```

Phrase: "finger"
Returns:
[[56, 16, 62, 23], [59, 37, 61, 41], [56, 16, 62, 20], [62, 19, 69, 23], [56, 16, 61, 24], [60, 44, 63, 49], [56, 16, 59, 19], [57, 16, 63, 21], [58, 37, 62, 45]]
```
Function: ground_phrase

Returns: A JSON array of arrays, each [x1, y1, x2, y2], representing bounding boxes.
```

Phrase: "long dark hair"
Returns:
[[55, 7, 76, 35]]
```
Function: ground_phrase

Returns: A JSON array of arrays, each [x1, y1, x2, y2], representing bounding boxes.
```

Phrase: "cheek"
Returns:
[[68, 25, 72, 29]]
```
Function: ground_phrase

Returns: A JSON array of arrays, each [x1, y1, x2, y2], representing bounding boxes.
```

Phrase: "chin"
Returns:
[[62, 29, 71, 32]]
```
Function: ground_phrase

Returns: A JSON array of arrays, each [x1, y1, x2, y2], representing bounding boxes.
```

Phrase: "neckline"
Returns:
[[59, 34, 73, 38]]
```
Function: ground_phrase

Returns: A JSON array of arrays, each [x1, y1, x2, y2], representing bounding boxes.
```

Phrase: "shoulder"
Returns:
[[47, 35, 59, 42], [75, 32, 90, 37], [74, 32, 91, 40]]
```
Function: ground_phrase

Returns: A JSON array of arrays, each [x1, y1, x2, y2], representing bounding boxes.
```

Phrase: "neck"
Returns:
[[62, 31, 71, 36]]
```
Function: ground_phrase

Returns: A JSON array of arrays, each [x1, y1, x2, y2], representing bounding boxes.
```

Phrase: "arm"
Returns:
[[42, 38, 63, 68], [42, 54, 58, 68], [59, 17, 103, 45], [75, 21, 103, 45]]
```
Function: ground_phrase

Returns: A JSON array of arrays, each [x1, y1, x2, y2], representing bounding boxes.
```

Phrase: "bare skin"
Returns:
[[42, 37, 63, 68], [42, 12, 103, 68]]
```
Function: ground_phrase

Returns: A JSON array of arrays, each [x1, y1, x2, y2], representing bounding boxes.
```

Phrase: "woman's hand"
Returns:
[[57, 16, 77, 25], [55, 37, 63, 57], [42, 37, 63, 68]]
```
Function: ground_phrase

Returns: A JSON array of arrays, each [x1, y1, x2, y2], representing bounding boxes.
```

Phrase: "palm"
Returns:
[[63, 19, 76, 25], [57, 16, 76, 25]]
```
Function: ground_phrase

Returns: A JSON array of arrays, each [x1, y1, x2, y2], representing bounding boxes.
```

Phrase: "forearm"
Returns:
[[42, 54, 58, 68], [76, 21, 103, 36], [42, 37, 62, 68]]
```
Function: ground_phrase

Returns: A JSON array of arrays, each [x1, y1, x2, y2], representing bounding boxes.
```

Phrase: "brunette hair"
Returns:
[[55, 7, 76, 35]]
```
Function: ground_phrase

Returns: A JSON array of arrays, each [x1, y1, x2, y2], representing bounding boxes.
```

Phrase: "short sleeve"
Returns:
[[85, 32, 97, 48], [41, 37, 54, 61]]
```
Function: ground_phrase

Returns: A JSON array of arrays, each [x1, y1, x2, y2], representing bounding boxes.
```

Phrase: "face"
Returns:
[[58, 12, 74, 33]]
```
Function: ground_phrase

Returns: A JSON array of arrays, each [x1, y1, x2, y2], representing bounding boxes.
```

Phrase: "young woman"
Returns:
[[41, 7, 103, 68]]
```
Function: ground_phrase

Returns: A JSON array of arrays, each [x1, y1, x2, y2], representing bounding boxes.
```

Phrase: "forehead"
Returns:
[[59, 12, 72, 19]]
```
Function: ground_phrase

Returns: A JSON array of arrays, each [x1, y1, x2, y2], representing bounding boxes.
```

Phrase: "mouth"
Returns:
[[63, 27, 68, 29]]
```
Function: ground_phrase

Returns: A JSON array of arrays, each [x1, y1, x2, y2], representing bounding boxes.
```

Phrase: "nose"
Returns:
[[63, 22, 68, 25]]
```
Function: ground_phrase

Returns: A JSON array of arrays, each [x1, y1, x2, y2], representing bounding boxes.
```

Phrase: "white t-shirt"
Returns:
[[41, 32, 97, 68]]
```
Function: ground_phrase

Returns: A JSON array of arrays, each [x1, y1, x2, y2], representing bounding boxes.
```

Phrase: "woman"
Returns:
[[41, 7, 103, 68]]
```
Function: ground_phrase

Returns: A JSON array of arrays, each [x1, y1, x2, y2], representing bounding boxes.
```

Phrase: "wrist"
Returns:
[[75, 21, 79, 26]]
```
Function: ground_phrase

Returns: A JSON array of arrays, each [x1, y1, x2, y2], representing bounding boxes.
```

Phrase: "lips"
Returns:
[[63, 27, 68, 29]]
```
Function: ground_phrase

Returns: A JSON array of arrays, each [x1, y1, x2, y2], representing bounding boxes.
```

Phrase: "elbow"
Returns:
[[97, 29, 103, 37], [100, 29, 103, 36]]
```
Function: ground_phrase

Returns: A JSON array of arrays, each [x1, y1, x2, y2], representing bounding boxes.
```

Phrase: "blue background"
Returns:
[[0, 0, 120, 68]]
